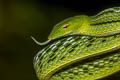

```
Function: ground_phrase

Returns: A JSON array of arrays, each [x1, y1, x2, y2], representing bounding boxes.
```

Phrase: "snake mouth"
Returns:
[[48, 31, 74, 40]]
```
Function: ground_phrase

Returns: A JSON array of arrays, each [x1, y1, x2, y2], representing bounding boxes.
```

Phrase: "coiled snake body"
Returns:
[[33, 7, 120, 80]]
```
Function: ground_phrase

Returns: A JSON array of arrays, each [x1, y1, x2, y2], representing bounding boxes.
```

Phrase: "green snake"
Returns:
[[33, 7, 120, 80]]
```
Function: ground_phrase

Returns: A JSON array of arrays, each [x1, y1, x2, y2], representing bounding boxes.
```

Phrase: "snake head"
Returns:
[[48, 15, 88, 40]]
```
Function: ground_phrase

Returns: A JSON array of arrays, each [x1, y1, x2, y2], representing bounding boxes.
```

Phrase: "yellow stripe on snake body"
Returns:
[[33, 7, 120, 80], [34, 34, 120, 80]]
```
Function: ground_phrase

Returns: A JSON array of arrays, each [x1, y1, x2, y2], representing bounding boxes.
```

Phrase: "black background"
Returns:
[[1, 0, 120, 80]]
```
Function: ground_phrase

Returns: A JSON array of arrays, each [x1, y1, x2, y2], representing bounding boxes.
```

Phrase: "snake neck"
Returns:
[[79, 7, 120, 36]]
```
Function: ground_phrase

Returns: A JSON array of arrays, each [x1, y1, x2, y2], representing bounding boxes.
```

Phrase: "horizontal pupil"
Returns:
[[63, 24, 69, 28]]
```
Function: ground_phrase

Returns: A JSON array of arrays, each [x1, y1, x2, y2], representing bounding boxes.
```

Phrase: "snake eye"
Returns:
[[62, 24, 69, 29]]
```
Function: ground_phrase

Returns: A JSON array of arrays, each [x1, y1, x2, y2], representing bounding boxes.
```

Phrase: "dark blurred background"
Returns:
[[1, 0, 120, 80]]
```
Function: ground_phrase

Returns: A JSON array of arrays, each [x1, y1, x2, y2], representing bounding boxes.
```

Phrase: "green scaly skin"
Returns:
[[33, 7, 120, 80], [48, 7, 120, 39]]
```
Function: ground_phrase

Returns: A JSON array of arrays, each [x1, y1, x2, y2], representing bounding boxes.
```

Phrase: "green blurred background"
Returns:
[[1, 0, 120, 80]]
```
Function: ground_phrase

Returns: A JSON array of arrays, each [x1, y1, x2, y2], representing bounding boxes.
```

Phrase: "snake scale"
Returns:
[[33, 7, 120, 80]]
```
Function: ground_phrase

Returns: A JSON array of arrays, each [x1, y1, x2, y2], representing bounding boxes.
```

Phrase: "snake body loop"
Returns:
[[33, 7, 120, 80]]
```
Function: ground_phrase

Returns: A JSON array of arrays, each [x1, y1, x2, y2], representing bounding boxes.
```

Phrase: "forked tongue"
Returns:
[[31, 36, 52, 45]]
